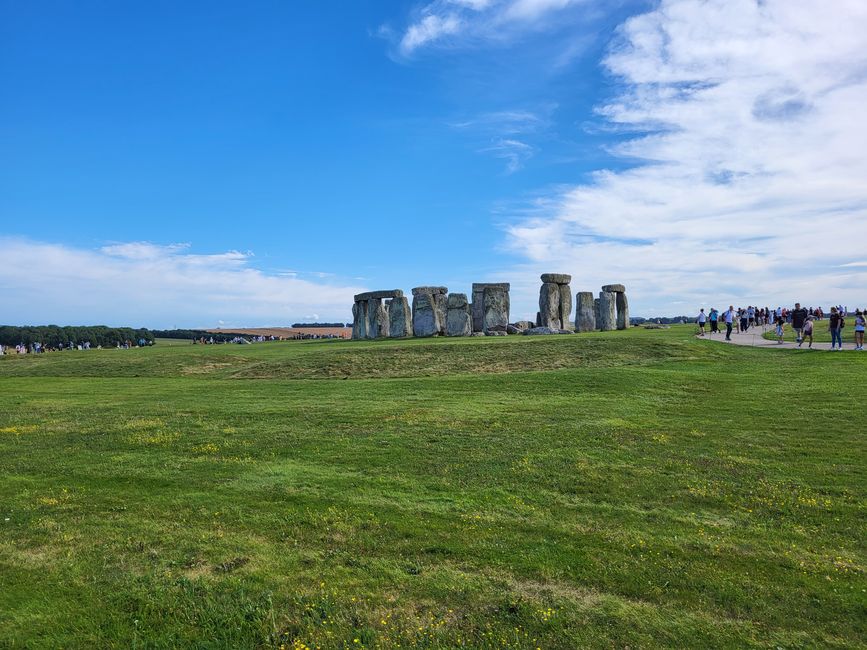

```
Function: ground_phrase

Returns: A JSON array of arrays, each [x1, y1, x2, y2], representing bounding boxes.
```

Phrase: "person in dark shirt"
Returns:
[[791, 303, 808, 346], [828, 307, 844, 350]]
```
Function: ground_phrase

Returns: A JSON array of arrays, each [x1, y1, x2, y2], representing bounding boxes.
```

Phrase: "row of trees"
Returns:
[[0, 325, 155, 347], [291, 322, 350, 328], [151, 329, 245, 342]]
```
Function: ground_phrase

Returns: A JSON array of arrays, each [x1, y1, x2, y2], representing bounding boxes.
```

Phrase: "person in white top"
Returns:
[[697, 308, 707, 336], [723, 306, 735, 341], [854, 309, 865, 351]]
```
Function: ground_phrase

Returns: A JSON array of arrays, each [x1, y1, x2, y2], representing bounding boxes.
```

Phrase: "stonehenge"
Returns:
[[538, 273, 572, 330], [350, 278, 629, 339]]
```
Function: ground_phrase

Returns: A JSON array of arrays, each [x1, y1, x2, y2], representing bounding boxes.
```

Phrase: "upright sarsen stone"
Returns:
[[433, 293, 448, 336], [471, 283, 510, 332], [559, 284, 573, 330], [616, 291, 630, 330], [366, 298, 389, 339], [482, 286, 509, 332], [575, 292, 596, 332], [352, 300, 368, 340], [539, 282, 561, 329], [598, 291, 616, 331], [446, 293, 472, 337], [412, 291, 441, 337], [388, 296, 412, 338]]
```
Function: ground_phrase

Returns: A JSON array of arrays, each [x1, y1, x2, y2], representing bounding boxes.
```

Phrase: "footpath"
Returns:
[[696, 326, 862, 351]]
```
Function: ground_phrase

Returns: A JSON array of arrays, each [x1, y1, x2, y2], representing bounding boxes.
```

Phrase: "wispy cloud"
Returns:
[[480, 137, 536, 173], [0, 239, 366, 328], [390, 0, 588, 56], [503, 0, 867, 314]]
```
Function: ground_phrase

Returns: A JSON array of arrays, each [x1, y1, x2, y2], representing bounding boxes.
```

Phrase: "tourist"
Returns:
[[739, 308, 749, 333], [723, 305, 735, 340], [697, 308, 707, 336], [791, 302, 808, 346], [774, 313, 785, 343], [709, 307, 719, 334], [803, 316, 814, 348], [828, 307, 844, 351], [854, 309, 865, 351]]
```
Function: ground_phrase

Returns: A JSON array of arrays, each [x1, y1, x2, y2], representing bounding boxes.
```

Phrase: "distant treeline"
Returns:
[[291, 322, 349, 328], [631, 317, 693, 325], [151, 329, 244, 342], [0, 325, 154, 347]]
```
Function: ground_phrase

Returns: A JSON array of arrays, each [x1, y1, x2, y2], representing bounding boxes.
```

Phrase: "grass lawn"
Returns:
[[759, 324, 862, 345], [1, 326, 865, 648]]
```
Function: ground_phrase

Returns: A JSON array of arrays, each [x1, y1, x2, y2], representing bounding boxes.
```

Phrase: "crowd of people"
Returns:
[[696, 304, 865, 350], [0, 339, 150, 355]]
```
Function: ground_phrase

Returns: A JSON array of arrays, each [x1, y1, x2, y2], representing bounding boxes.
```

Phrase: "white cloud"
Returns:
[[481, 137, 536, 173], [0, 239, 366, 328], [504, 0, 867, 314], [393, 0, 587, 55]]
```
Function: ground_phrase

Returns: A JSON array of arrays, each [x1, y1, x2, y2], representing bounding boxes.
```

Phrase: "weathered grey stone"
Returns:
[[352, 301, 368, 340], [412, 293, 441, 337], [366, 298, 389, 339], [433, 293, 448, 335], [388, 296, 412, 338], [447, 292, 469, 309], [506, 324, 521, 335], [354, 289, 403, 302], [482, 286, 509, 332], [594, 298, 601, 331], [559, 284, 573, 330], [513, 320, 535, 330], [575, 291, 596, 332], [470, 331, 486, 337], [539, 282, 561, 330], [616, 292, 630, 330], [601, 283, 626, 294], [446, 293, 472, 337], [558, 329, 574, 334], [598, 291, 616, 331], [485, 330, 507, 336], [524, 326, 561, 335], [411, 286, 448, 296], [541, 273, 572, 284], [472, 284, 510, 332]]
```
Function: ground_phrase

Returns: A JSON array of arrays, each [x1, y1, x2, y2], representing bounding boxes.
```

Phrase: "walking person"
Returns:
[[709, 308, 719, 335], [697, 308, 707, 336], [739, 308, 749, 333], [774, 313, 785, 343], [723, 305, 735, 341], [803, 316, 814, 348], [828, 307, 844, 351], [791, 302, 808, 346], [854, 309, 865, 350]]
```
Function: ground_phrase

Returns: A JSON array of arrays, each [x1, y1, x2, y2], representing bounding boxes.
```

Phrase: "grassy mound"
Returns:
[[1, 327, 864, 648]]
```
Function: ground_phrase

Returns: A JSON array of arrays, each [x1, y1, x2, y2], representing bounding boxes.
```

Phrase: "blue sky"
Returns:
[[2, 0, 866, 327]]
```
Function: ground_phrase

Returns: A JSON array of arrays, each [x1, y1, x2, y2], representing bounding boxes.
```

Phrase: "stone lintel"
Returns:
[[354, 289, 404, 302]]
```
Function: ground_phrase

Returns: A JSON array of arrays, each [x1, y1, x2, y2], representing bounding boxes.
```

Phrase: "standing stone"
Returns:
[[446, 293, 472, 337], [616, 292, 630, 330], [412, 292, 440, 337], [594, 298, 601, 331], [353, 301, 368, 340], [482, 286, 509, 332], [472, 283, 510, 332], [388, 296, 412, 338], [559, 284, 573, 330], [575, 292, 596, 332], [598, 291, 616, 331], [366, 298, 388, 339], [433, 293, 448, 336], [539, 282, 561, 329]]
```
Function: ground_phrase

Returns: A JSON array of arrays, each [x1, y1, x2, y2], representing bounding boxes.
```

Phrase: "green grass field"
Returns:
[[1, 327, 865, 648]]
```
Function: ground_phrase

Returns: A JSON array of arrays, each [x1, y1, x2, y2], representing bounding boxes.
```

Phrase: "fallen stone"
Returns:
[[523, 326, 561, 335], [506, 324, 521, 335], [513, 320, 535, 330], [388, 296, 412, 338], [484, 330, 507, 336], [601, 283, 626, 294], [541, 273, 572, 284], [575, 292, 596, 332], [354, 289, 404, 302], [643, 324, 670, 329], [539, 282, 561, 330]]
